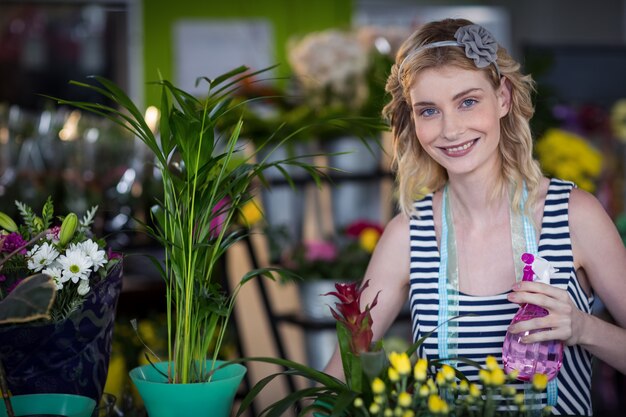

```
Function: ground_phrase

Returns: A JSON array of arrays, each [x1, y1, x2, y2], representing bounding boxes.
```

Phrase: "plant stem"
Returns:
[[0, 231, 47, 270], [0, 360, 15, 417]]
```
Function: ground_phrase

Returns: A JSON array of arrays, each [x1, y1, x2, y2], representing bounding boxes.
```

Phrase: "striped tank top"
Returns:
[[409, 179, 594, 415]]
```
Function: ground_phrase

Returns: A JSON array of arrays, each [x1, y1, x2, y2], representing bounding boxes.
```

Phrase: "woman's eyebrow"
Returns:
[[452, 88, 483, 101], [413, 88, 484, 108], [413, 100, 435, 108]]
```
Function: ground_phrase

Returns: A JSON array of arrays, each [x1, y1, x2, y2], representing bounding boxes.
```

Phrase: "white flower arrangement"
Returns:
[[0, 197, 120, 321], [288, 29, 370, 111]]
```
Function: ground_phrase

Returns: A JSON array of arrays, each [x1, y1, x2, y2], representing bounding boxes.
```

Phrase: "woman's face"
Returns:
[[408, 65, 510, 179]]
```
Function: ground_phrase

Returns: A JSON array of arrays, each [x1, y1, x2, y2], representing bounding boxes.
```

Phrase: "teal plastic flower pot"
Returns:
[[0, 393, 96, 417], [129, 360, 246, 417]]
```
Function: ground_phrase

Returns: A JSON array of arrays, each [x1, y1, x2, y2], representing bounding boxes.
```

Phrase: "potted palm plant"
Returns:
[[54, 66, 325, 417]]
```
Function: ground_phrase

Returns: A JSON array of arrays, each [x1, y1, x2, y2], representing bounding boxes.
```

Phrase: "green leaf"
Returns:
[[360, 349, 386, 380], [210, 65, 249, 89], [236, 372, 283, 416], [15, 200, 37, 235], [264, 387, 327, 417], [210, 65, 280, 101], [40, 196, 54, 230], [159, 85, 172, 156], [158, 80, 200, 117], [330, 390, 359, 417], [238, 267, 282, 285], [228, 356, 345, 389], [405, 314, 470, 357], [346, 351, 362, 392], [336, 322, 353, 383], [0, 274, 56, 324], [90, 75, 151, 131], [431, 356, 484, 382]]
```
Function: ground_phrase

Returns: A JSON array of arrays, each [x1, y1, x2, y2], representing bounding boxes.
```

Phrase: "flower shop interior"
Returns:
[[1, 0, 625, 416]]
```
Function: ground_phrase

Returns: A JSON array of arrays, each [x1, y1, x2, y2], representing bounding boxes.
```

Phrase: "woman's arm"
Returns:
[[323, 213, 411, 379], [508, 188, 626, 374]]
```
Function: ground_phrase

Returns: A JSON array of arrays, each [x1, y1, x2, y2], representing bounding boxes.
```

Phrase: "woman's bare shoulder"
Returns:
[[568, 186, 624, 267], [568, 186, 612, 227], [369, 213, 411, 273], [386, 212, 411, 232]]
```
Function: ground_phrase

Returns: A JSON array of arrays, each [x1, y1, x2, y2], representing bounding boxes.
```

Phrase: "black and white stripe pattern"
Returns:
[[409, 179, 594, 415]]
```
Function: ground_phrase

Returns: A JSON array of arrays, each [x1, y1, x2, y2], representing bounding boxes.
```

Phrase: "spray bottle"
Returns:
[[502, 253, 563, 381]]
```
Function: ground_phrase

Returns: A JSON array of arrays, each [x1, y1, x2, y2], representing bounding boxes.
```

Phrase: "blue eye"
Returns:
[[419, 108, 437, 117], [461, 98, 477, 108]]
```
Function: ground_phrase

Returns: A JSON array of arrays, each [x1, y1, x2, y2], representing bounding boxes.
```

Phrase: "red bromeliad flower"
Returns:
[[324, 280, 379, 355]]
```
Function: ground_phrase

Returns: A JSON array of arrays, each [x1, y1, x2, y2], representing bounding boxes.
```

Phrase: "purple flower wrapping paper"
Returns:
[[0, 262, 123, 401]]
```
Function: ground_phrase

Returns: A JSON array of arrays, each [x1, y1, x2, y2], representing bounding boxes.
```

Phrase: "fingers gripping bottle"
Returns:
[[502, 253, 563, 381]]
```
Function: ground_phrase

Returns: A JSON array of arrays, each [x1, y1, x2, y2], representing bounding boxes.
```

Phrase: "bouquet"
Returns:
[[0, 197, 122, 401], [0, 197, 120, 321]]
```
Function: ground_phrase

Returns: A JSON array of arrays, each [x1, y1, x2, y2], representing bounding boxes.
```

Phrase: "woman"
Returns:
[[324, 18, 626, 416]]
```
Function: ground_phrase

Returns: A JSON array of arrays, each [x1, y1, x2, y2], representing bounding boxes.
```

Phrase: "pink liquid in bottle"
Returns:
[[502, 253, 563, 381]]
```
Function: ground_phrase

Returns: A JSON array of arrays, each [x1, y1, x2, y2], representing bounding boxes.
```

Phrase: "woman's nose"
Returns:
[[441, 113, 465, 141]]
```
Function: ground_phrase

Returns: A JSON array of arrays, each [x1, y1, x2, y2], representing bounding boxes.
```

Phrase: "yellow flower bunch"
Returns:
[[535, 128, 603, 192], [389, 351, 412, 376], [240, 292, 555, 417], [238, 198, 264, 227], [359, 227, 382, 254], [351, 353, 551, 417]]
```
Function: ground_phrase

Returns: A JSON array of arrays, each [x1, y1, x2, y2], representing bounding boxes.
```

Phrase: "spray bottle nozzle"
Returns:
[[521, 253, 535, 265]]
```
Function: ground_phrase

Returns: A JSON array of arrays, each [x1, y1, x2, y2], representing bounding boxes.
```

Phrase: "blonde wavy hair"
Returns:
[[383, 18, 543, 217]]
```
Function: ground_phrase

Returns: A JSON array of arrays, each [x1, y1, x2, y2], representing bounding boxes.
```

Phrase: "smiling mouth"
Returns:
[[441, 139, 478, 155]]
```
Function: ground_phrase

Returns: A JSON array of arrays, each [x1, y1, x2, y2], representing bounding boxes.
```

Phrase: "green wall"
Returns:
[[142, 0, 353, 106]]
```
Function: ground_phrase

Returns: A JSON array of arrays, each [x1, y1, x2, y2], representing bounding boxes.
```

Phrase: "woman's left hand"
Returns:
[[507, 281, 588, 346]]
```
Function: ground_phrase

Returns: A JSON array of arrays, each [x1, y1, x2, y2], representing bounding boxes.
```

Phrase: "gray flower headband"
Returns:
[[397, 24, 501, 82]]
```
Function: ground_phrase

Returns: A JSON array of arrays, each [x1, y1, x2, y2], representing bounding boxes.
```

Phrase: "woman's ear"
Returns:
[[497, 77, 512, 118]]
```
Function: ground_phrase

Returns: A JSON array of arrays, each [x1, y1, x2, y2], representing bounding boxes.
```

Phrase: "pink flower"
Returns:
[[107, 248, 123, 260], [1, 232, 28, 255], [46, 225, 61, 242], [303, 240, 338, 262], [324, 280, 379, 354], [209, 198, 230, 238], [344, 220, 383, 238]]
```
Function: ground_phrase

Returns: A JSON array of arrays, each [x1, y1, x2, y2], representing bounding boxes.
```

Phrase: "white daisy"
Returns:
[[77, 240, 107, 271], [42, 266, 64, 290], [57, 248, 93, 283], [27, 242, 60, 272], [77, 279, 90, 296]]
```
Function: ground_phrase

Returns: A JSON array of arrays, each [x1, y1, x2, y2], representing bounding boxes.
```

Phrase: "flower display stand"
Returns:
[[257, 143, 311, 243], [298, 280, 345, 371], [325, 135, 382, 229]]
